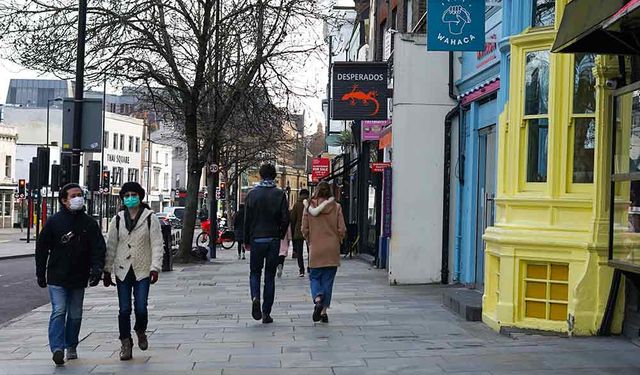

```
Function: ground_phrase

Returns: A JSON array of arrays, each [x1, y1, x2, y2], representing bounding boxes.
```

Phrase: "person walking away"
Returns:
[[244, 163, 289, 324], [277, 225, 292, 278], [35, 183, 106, 366], [234, 204, 246, 260], [302, 181, 346, 323], [289, 189, 309, 277], [104, 182, 164, 361]]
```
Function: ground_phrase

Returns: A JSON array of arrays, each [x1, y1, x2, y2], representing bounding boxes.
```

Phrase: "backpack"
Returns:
[[115, 212, 151, 240]]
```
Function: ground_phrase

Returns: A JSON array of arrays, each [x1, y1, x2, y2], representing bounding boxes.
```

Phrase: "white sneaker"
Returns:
[[277, 264, 283, 278]]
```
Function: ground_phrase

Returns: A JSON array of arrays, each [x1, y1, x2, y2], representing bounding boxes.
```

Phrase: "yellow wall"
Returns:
[[482, 7, 625, 335]]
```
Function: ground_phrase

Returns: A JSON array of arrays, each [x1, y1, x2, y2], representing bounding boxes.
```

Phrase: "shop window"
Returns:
[[524, 50, 550, 183], [532, 0, 555, 28], [524, 262, 568, 321], [571, 53, 596, 184], [3, 194, 10, 216]]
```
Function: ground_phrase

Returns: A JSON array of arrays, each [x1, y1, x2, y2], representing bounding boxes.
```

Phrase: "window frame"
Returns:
[[129, 136, 134, 152], [531, 0, 556, 29], [4, 155, 11, 179]]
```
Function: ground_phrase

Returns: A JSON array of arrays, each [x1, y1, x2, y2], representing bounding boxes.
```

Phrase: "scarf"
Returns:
[[258, 179, 276, 188]]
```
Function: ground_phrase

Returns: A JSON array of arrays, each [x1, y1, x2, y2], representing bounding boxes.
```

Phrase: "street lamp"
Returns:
[[46, 98, 63, 148]]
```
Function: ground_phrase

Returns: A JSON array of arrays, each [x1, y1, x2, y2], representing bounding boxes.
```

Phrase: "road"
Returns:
[[0, 257, 48, 325]]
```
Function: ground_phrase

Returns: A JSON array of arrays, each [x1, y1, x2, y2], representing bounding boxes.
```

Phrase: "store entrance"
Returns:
[[475, 125, 496, 289]]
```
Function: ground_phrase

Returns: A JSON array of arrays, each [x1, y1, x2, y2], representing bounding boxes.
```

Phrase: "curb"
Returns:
[[0, 253, 34, 261]]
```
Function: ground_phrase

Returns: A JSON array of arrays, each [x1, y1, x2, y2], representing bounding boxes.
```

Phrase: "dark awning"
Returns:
[[551, 0, 636, 54]]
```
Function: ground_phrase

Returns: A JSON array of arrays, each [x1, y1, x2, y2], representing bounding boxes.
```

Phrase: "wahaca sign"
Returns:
[[332, 62, 388, 121], [427, 0, 485, 51]]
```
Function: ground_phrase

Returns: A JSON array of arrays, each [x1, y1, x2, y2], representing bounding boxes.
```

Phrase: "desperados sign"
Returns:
[[427, 0, 485, 51]]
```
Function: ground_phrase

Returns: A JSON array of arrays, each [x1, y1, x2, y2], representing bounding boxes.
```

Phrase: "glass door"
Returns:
[[476, 126, 497, 289]]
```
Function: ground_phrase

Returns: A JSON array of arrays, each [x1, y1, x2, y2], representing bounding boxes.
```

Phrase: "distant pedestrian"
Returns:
[[289, 189, 310, 277], [234, 204, 246, 260], [302, 181, 346, 323], [35, 183, 106, 366], [104, 182, 164, 361], [244, 163, 290, 324], [277, 225, 292, 278]]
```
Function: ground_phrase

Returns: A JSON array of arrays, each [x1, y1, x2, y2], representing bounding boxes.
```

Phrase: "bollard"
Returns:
[[161, 223, 173, 271]]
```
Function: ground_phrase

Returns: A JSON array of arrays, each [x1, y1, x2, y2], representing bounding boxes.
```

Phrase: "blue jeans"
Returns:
[[309, 267, 338, 308], [116, 268, 150, 339], [249, 238, 280, 315], [48, 286, 85, 352]]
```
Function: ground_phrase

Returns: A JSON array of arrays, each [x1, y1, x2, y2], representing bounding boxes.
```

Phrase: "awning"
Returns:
[[604, 0, 640, 29], [551, 0, 635, 54], [459, 78, 500, 106]]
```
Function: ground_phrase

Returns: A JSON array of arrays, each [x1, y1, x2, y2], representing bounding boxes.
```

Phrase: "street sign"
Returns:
[[371, 162, 391, 173], [209, 164, 219, 174], [312, 158, 331, 183]]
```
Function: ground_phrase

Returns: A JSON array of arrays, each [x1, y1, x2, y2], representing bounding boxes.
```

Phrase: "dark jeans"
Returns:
[[292, 239, 305, 274], [48, 286, 85, 352], [237, 240, 245, 256], [249, 238, 279, 315], [116, 268, 150, 339], [278, 255, 285, 266], [309, 267, 338, 308]]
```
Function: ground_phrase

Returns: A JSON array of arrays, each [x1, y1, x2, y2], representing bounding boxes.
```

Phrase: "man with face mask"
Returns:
[[35, 183, 106, 366]]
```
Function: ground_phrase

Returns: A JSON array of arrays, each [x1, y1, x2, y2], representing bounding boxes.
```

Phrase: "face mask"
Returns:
[[124, 196, 140, 208], [69, 197, 84, 211]]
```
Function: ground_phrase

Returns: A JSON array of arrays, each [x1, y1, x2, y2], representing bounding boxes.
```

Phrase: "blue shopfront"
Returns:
[[453, 7, 502, 288]]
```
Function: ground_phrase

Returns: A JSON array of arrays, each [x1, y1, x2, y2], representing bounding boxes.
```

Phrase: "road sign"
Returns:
[[209, 164, 219, 174], [371, 162, 391, 173]]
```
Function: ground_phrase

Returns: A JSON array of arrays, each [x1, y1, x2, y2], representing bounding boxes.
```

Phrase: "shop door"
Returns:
[[475, 126, 496, 289]]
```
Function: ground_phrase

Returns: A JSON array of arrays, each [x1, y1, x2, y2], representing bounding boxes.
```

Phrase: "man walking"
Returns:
[[289, 189, 309, 277], [244, 163, 289, 324], [35, 183, 106, 365]]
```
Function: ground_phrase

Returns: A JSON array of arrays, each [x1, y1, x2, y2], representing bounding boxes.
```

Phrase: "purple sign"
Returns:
[[383, 167, 392, 237], [362, 120, 391, 141]]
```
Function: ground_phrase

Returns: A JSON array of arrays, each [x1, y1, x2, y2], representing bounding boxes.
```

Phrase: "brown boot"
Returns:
[[136, 330, 148, 351], [119, 338, 133, 361]]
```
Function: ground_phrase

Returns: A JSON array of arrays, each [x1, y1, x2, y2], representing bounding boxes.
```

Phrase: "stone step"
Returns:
[[442, 287, 483, 321]]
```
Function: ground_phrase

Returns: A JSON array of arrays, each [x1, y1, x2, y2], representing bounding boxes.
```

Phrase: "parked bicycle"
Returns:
[[196, 218, 236, 249]]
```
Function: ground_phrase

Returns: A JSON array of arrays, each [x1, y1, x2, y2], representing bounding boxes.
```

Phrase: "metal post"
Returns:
[[326, 36, 332, 153], [100, 76, 106, 229], [26, 192, 31, 244], [46, 100, 50, 147], [71, 0, 88, 183]]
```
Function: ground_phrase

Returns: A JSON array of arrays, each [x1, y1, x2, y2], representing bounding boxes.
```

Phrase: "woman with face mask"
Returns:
[[104, 182, 164, 361]]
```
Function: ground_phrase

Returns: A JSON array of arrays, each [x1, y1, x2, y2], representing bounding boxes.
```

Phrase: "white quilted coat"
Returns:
[[105, 208, 164, 281]]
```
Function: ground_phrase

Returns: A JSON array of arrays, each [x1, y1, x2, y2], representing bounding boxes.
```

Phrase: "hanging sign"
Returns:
[[311, 158, 331, 183], [427, 0, 485, 51], [332, 62, 388, 121], [371, 162, 391, 173], [362, 120, 391, 141]]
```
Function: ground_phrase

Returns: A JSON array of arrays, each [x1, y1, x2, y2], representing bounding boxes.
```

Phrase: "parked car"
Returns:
[[163, 206, 185, 222]]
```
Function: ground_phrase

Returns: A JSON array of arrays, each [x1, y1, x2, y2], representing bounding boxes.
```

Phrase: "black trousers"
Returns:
[[292, 239, 305, 275], [237, 240, 245, 256]]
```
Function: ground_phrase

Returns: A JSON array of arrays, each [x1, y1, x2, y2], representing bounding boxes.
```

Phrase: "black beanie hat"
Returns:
[[119, 181, 145, 201]]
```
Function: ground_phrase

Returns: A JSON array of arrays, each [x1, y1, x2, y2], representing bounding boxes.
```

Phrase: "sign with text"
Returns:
[[371, 162, 391, 173], [332, 62, 388, 120], [383, 167, 393, 237], [427, 0, 485, 51], [311, 158, 331, 183], [362, 120, 391, 141]]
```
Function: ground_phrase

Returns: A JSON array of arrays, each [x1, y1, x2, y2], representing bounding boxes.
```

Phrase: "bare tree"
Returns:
[[0, 0, 327, 260]]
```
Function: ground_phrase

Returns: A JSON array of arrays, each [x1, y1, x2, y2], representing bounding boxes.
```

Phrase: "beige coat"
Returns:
[[302, 197, 346, 268], [105, 208, 164, 281]]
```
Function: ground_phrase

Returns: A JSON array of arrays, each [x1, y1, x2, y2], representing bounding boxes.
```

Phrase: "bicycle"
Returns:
[[195, 218, 236, 249]]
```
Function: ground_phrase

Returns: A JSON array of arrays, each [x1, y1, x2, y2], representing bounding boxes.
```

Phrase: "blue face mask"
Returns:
[[123, 196, 140, 208]]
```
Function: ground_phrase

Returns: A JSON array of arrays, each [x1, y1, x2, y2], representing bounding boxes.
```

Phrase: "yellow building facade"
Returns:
[[482, 1, 625, 335]]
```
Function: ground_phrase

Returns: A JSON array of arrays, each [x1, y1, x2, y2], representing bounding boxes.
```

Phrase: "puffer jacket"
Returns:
[[302, 197, 346, 268], [105, 208, 164, 281]]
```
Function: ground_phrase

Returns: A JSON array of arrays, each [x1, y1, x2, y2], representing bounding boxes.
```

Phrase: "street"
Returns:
[[0, 257, 47, 326], [0, 249, 639, 374]]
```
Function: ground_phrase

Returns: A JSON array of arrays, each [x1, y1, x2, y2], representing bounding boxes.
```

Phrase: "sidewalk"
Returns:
[[1, 250, 640, 374], [0, 229, 35, 259]]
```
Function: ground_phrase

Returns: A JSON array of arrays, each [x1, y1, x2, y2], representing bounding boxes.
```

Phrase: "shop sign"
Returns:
[[382, 167, 392, 237], [427, 0, 485, 51], [476, 33, 498, 69], [311, 158, 331, 183], [332, 62, 388, 121], [107, 154, 131, 164], [371, 162, 391, 173], [362, 120, 391, 141]]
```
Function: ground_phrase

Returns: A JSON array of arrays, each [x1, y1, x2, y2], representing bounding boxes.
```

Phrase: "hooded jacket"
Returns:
[[105, 207, 164, 281], [302, 197, 346, 268], [35, 207, 106, 289]]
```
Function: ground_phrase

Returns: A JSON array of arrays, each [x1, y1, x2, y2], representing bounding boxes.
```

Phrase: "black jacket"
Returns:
[[36, 207, 106, 289], [243, 185, 289, 244], [233, 208, 245, 240]]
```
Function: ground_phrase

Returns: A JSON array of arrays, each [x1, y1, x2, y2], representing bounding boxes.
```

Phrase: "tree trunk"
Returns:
[[177, 113, 202, 261]]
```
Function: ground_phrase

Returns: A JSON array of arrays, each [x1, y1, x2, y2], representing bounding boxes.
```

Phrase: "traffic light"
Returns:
[[101, 170, 111, 190], [50, 165, 61, 192], [29, 159, 40, 190], [60, 153, 72, 187], [217, 182, 226, 200], [18, 179, 25, 197], [87, 161, 101, 191], [37, 147, 50, 186]]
